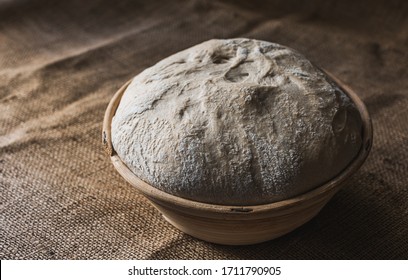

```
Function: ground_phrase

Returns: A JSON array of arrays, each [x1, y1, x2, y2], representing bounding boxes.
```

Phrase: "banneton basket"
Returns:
[[102, 71, 372, 245]]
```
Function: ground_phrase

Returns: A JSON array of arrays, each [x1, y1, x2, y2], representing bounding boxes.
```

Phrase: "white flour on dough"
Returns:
[[112, 38, 363, 205]]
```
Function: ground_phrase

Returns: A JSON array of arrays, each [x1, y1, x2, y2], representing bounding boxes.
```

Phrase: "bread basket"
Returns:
[[102, 71, 372, 245]]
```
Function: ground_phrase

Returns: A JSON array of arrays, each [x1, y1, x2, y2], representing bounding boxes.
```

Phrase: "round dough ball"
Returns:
[[111, 38, 363, 205]]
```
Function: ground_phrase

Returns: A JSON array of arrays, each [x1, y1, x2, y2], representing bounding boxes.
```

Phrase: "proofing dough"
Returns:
[[111, 38, 363, 205]]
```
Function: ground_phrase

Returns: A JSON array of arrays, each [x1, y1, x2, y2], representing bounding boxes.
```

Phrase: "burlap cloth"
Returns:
[[1, 0, 407, 259]]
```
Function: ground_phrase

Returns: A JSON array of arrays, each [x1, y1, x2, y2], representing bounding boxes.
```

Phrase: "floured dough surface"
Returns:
[[111, 38, 363, 205]]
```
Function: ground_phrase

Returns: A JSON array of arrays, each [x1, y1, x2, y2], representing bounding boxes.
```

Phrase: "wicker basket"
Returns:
[[102, 71, 372, 245]]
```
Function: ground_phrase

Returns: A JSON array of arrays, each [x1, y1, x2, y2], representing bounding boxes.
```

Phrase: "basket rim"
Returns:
[[102, 70, 373, 214]]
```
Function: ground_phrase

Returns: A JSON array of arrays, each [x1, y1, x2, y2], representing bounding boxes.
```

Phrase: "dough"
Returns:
[[111, 38, 363, 205]]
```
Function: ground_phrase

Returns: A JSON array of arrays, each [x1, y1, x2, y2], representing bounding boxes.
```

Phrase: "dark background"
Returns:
[[0, 0, 407, 259]]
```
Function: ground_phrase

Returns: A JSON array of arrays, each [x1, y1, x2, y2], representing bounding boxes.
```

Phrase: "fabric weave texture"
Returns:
[[0, 0, 407, 259]]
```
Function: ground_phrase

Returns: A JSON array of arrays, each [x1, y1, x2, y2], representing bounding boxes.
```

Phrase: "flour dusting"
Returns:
[[111, 38, 363, 205]]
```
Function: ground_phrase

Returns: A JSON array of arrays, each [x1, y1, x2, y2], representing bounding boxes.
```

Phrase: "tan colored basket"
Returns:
[[102, 71, 372, 245]]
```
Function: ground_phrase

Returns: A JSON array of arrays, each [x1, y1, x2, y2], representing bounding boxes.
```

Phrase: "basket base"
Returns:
[[162, 214, 292, 245], [157, 203, 325, 245]]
